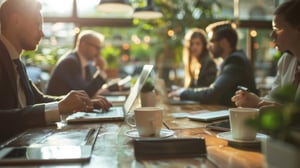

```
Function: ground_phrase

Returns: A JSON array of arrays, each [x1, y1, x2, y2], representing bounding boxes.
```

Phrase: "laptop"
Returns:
[[0, 127, 99, 164], [66, 64, 154, 123], [155, 79, 199, 105], [188, 110, 229, 122]]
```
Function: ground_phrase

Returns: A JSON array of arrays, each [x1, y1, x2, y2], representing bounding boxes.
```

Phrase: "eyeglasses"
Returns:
[[85, 41, 102, 51]]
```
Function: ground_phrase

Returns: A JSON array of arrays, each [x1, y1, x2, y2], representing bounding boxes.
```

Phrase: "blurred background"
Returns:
[[1, 0, 285, 94]]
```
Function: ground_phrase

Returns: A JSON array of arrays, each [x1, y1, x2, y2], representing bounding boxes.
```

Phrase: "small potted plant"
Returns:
[[247, 84, 300, 168], [140, 78, 156, 107]]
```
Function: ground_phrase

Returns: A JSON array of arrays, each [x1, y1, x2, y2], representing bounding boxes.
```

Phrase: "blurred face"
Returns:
[[189, 37, 204, 58], [82, 38, 102, 61], [270, 15, 300, 54], [16, 11, 44, 51], [207, 33, 223, 58]]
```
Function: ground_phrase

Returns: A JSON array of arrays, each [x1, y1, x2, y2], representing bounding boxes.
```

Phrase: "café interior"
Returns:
[[0, 0, 299, 168]]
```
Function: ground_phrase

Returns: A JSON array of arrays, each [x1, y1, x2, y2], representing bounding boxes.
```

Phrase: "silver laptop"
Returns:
[[66, 64, 154, 123]]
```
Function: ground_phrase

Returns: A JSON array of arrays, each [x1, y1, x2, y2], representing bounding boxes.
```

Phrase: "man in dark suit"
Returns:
[[169, 21, 258, 106], [47, 30, 107, 97], [0, 0, 112, 143]]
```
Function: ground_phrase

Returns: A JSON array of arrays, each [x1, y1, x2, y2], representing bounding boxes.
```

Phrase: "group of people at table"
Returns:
[[0, 0, 300, 149]]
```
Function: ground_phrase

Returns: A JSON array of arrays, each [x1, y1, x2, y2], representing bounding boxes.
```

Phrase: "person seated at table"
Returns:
[[168, 21, 258, 106], [0, 0, 112, 143], [232, 0, 300, 109], [182, 28, 217, 88], [46, 30, 111, 98]]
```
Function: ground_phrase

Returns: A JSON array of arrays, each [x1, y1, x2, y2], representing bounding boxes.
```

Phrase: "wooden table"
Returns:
[[0, 97, 265, 168]]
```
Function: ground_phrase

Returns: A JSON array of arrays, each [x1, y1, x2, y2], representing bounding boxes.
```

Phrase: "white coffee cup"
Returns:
[[133, 107, 163, 137], [229, 108, 259, 140]]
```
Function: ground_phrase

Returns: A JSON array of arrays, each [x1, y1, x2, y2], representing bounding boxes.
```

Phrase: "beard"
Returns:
[[211, 47, 224, 59]]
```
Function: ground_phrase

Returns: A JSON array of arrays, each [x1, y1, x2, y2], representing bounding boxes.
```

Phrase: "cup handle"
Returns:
[[125, 112, 136, 128]]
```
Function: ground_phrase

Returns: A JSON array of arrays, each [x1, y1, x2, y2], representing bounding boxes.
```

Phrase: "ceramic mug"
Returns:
[[229, 108, 259, 140], [127, 107, 163, 137]]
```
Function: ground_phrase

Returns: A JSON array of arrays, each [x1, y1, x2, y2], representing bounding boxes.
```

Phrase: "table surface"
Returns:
[[0, 96, 265, 168]]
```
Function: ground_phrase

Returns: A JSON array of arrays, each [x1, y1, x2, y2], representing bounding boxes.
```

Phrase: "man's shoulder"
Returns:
[[57, 51, 79, 64], [226, 50, 249, 63]]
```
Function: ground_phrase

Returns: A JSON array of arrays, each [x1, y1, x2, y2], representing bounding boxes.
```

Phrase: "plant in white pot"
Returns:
[[247, 84, 300, 168], [140, 79, 156, 107]]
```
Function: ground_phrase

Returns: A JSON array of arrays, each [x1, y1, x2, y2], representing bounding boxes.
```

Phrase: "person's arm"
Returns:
[[180, 56, 248, 106]]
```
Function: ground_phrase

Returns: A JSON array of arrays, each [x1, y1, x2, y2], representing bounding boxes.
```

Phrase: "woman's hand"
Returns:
[[231, 90, 261, 108]]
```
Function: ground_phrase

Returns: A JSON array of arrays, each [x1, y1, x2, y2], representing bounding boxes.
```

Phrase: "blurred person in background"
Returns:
[[46, 30, 109, 97], [169, 21, 258, 106], [182, 28, 217, 88]]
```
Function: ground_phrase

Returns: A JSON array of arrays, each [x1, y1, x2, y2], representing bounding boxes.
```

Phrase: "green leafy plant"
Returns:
[[141, 78, 155, 92], [101, 46, 121, 69], [247, 84, 300, 146]]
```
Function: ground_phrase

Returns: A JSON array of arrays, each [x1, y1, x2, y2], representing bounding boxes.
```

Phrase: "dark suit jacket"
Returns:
[[180, 50, 259, 106], [46, 52, 106, 97], [190, 53, 217, 88], [0, 41, 61, 143]]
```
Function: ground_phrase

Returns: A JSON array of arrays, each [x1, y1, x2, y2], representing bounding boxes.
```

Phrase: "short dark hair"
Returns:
[[206, 21, 238, 50], [274, 0, 300, 28], [0, 0, 42, 30]]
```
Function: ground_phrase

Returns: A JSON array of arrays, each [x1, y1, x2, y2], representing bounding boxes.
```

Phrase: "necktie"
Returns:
[[85, 65, 92, 82], [14, 59, 35, 105]]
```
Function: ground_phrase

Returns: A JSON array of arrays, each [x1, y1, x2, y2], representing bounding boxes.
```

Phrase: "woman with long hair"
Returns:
[[183, 28, 217, 88]]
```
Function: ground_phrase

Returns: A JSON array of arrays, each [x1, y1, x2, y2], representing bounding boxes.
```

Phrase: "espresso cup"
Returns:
[[229, 108, 259, 140], [134, 107, 163, 137]]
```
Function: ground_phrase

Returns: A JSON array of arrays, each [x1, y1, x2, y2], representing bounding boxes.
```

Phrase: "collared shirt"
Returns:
[[0, 34, 60, 124], [77, 50, 89, 80]]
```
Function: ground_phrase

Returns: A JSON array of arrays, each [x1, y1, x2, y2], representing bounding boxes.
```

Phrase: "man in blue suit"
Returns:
[[0, 0, 112, 143]]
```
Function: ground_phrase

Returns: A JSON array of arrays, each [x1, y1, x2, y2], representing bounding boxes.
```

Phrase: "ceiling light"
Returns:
[[132, 0, 162, 19], [97, 0, 133, 13]]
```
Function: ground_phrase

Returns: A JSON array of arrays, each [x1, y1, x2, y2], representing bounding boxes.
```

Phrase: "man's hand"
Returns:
[[92, 95, 112, 111], [58, 90, 93, 115]]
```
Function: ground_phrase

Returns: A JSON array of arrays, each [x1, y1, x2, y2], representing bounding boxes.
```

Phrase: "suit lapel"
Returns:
[[0, 41, 18, 97]]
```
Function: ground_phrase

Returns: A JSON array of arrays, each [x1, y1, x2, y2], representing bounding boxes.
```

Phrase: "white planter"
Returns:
[[140, 91, 156, 107], [263, 138, 300, 168]]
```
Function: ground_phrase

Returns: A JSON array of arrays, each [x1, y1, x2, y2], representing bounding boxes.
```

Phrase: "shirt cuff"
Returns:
[[177, 88, 186, 96], [45, 101, 60, 124]]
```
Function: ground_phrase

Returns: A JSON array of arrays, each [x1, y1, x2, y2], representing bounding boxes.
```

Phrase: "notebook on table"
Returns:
[[66, 64, 154, 123], [0, 127, 99, 164]]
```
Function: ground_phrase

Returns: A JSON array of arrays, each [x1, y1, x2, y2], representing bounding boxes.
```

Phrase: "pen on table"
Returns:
[[237, 85, 248, 92]]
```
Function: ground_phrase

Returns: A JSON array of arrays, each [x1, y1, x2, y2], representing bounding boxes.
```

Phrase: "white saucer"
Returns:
[[125, 128, 175, 139], [216, 132, 268, 144]]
